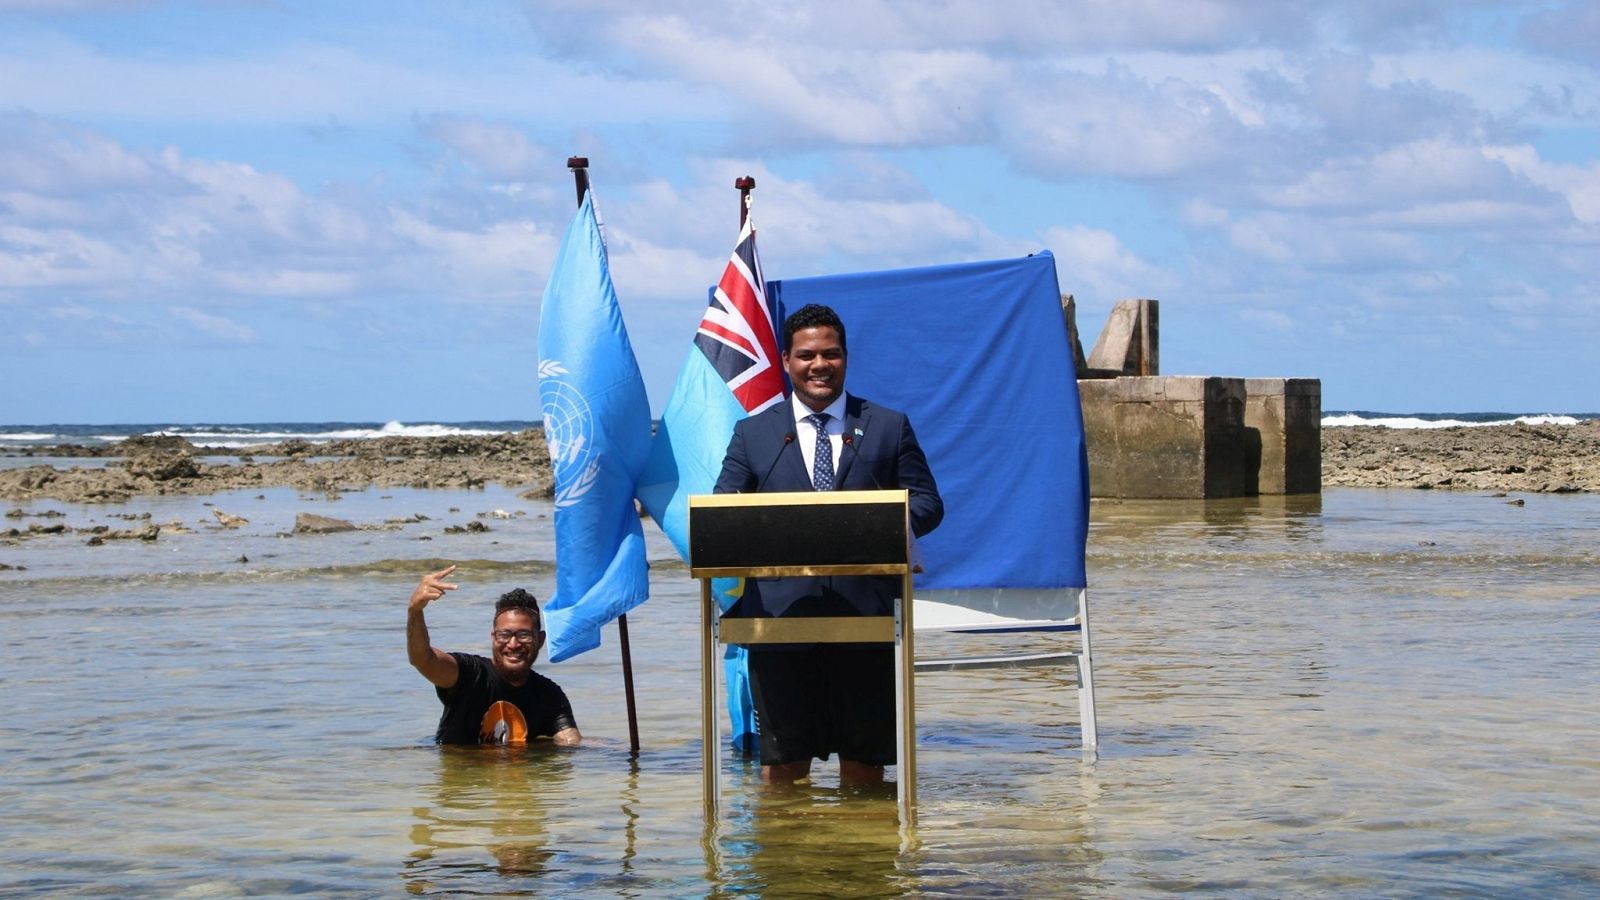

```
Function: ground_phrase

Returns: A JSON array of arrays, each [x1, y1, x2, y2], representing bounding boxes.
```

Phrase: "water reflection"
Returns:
[[616, 756, 643, 881], [713, 770, 906, 897], [7, 488, 1600, 894], [1091, 493, 1325, 542], [403, 745, 575, 893]]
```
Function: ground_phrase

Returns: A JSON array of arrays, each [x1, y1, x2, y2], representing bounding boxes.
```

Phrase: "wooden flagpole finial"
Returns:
[[568, 156, 591, 207], [735, 175, 755, 226]]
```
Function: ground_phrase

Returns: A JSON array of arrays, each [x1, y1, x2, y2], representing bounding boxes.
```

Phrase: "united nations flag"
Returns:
[[536, 190, 652, 663]]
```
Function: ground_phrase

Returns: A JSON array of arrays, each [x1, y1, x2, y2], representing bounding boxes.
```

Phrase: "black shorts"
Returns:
[[747, 642, 896, 767]]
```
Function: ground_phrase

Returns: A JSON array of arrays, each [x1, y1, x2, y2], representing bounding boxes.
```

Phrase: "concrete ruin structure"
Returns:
[[1064, 297, 1321, 499]]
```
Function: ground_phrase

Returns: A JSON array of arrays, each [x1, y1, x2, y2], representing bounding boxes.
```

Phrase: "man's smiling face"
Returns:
[[784, 325, 847, 412], [489, 609, 541, 683]]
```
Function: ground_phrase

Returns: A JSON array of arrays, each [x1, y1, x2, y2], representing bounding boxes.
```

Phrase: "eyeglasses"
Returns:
[[493, 629, 539, 644]]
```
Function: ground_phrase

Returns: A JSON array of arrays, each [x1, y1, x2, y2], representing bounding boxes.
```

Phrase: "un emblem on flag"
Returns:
[[538, 359, 601, 508]]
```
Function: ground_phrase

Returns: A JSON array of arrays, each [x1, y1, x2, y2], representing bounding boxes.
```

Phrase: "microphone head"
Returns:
[[783, 432, 795, 444], [842, 434, 854, 446]]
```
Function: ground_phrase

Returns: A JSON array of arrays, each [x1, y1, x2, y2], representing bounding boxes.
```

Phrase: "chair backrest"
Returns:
[[915, 588, 1084, 634]]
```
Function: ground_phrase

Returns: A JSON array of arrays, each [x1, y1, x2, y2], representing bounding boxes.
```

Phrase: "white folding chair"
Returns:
[[913, 587, 1098, 748]]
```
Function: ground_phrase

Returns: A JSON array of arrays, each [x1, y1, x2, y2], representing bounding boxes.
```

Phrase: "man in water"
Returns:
[[714, 303, 943, 784], [406, 565, 581, 746]]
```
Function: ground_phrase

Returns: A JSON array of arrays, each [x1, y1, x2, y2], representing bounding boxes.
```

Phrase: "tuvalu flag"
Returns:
[[537, 190, 653, 663], [637, 207, 783, 751]]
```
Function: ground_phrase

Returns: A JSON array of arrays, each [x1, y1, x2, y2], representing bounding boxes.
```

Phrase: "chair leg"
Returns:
[[1077, 653, 1098, 749], [1076, 591, 1098, 750]]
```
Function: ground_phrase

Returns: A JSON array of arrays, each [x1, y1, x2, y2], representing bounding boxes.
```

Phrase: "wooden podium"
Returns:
[[688, 489, 919, 825]]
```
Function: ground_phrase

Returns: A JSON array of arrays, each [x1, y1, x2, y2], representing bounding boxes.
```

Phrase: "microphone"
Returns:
[[755, 433, 795, 492], [841, 434, 884, 489]]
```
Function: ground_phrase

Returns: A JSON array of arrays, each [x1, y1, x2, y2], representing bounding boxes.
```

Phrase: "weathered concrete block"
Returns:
[[1244, 378, 1322, 494], [1159, 376, 1208, 402], [1080, 376, 1258, 498]]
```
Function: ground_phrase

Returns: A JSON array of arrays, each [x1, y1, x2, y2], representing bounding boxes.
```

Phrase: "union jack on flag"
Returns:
[[693, 214, 784, 414]]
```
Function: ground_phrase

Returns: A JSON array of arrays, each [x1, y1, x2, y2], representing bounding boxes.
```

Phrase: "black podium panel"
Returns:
[[689, 490, 908, 574]]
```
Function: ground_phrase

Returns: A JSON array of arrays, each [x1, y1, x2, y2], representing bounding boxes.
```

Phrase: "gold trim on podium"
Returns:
[[692, 564, 907, 579], [719, 616, 897, 645], [688, 488, 896, 510]]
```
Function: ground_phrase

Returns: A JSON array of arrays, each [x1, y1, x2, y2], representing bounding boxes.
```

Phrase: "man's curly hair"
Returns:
[[494, 588, 543, 630], [783, 304, 847, 352]]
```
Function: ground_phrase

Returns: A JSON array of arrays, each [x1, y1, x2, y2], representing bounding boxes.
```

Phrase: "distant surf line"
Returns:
[[1322, 411, 1595, 429], [4, 411, 1598, 450]]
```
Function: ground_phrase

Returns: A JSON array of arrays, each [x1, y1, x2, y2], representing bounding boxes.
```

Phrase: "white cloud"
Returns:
[[1170, 132, 1600, 283], [388, 212, 556, 300], [602, 231, 722, 326], [1227, 211, 1431, 270], [518, 0, 1474, 56], [1520, 0, 1600, 66], [1264, 139, 1550, 213], [1486, 144, 1600, 224], [1239, 307, 1293, 330], [31, 297, 150, 343], [169, 306, 257, 343], [0, 222, 142, 290], [49, 303, 126, 322], [0, 112, 578, 304], [0, 29, 701, 126], [1368, 45, 1600, 122], [1042, 224, 1177, 303], [210, 270, 358, 297], [418, 115, 556, 181], [0, 112, 171, 195], [1260, 53, 1487, 147], [613, 16, 996, 146], [999, 64, 1258, 179], [0, 111, 1032, 327], [1224, 218, 1296, 263], [610, 159, 1019, 283], [734, 166, 1018, 269]]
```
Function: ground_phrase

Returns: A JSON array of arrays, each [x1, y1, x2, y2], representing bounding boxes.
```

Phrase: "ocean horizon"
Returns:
[[2, 410, 1597, 451]]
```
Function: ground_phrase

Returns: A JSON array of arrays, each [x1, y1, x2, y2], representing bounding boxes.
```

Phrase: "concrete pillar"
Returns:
[[1061, 294, 1088, 377], [1086, 299, 1158, 377], [1244, 378, 1322, 494], [1079, 376, 1258, 499]]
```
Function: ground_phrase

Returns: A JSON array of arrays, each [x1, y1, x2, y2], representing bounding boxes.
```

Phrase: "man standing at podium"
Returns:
[[714, 303, 944, 785]]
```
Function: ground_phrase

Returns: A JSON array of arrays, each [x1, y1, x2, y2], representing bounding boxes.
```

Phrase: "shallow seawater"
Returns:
[[2, 487, 1598, 896]]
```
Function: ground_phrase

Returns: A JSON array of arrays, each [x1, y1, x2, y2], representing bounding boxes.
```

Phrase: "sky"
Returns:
[[3, 0, 1598, 423]]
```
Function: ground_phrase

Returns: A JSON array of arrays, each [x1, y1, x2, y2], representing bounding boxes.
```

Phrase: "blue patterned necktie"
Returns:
[[808, 413, 834, 491]]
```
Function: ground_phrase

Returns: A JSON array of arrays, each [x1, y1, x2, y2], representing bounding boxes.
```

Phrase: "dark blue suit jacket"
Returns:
[[713, 394, 943, 618]]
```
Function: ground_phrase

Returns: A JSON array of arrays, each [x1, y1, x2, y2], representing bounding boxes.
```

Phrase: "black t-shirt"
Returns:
[[433, 652, 577, 745]]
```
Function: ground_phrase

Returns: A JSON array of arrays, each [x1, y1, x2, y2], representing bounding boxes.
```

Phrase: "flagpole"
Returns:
[[567, 155, 642, 758]]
